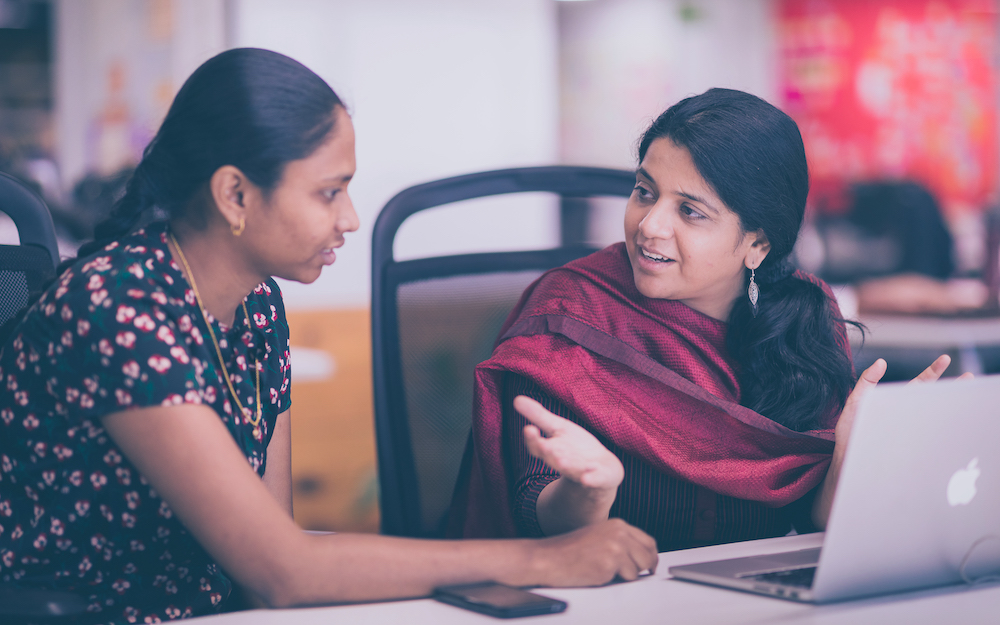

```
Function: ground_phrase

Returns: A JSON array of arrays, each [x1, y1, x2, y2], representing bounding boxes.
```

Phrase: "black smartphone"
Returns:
[[434, 582, 568, 618]]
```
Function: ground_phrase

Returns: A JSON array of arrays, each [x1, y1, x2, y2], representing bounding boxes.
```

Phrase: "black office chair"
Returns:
[[0, 171, 60, 328], [371, 166, 635, 537], [0, 173, 87, 623]]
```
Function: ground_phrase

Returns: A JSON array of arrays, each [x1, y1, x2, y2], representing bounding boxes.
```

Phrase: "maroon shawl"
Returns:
[[451, 243, 845, 538]]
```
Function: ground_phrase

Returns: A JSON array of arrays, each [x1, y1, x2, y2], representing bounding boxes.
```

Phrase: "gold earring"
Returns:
[[231, 217, 246, 237]]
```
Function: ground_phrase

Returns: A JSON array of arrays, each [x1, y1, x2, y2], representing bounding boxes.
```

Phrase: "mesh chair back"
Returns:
[[372, 166, 634, 537], [0, 172, 59, 328]]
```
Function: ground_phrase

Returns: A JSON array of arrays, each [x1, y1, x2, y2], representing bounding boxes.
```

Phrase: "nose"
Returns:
[[338, 193, 361, 234], [638, 201, 675, 241]]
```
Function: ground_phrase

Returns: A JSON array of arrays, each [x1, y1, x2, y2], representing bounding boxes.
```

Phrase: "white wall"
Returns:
[[231, 0, 561, 309]]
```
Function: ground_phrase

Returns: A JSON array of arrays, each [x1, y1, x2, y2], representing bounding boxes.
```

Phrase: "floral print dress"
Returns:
[[0, 221, 292, 623]]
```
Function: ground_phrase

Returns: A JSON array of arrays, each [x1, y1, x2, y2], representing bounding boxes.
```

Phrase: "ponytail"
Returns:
[[726, 267, 859, 431]]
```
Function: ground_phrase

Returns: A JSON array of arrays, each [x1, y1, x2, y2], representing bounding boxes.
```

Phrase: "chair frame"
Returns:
[[371, 165, 635, 536], [0, 171, 60, 269]]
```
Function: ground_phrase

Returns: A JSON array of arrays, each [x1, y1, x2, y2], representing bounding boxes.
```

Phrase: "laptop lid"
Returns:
[[813, 375, 1000, 601]]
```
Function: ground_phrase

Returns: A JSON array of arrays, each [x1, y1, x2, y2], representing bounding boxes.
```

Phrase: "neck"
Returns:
[[167, 220, 262, 327]]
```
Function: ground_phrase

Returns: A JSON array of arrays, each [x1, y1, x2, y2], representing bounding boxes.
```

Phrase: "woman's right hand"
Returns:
[[529, 518, 659, 587], [515, 395, 624, 536]]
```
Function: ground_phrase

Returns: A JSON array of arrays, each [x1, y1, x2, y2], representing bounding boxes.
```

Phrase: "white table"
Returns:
[[192, 533, 1000, 624]]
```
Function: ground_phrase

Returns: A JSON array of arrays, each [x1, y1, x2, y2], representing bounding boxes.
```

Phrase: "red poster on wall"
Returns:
[[777, 0, 998, 218]]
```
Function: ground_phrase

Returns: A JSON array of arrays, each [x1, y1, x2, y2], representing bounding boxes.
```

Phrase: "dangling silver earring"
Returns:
[[748, 267, 759, 318]]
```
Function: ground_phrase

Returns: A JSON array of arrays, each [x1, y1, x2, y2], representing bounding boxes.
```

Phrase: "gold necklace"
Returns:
[[168, 232, 262, 435]]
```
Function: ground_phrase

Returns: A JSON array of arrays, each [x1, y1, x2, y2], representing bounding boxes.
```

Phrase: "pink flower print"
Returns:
[[158, 500, 173, 519], [147, 355, 171, 373], [270, 305, 277, 320], [204, 386, 217, 403], [270, 388, 278, 404], [116, 331, 137, 349], [115, 466, 131, 485], [0, 454, 10, 473], [165, 606, 180, 618], [87, 274, 104, 290], [156, 326, 175, 345], [54, 284, 68, 299], [126, 288, 145, 299], [133, 313, 156, 332], [50, 517, 64, 536], [42, 470, 56, 485], [61, 331, 73, 347], [235, 354, 247, 371], [166, 580, 178, 594], [33, 441, 47, 458], [161, 394, 183, 406], [79, 394, 94, 409], [33, 533, 47, 550], [22, 413, 39, 429], [68, 471, 83, 487], [184, 289, 196, 305], [15, 351, 26, 369], [98, 338, 114, 357], [129, 539, 145, 552], [100, 505, 113, 522], [60, 304, 73, 321], [115, 389, 133, 406], [177, 315, 192, 332], [53, 445, 73, 460], [199, 577, 211, 591], [210, 592, 223, 606], [1, 408, 12, 425], [82, 255, 111, 272], [116, 305, 136, 324], [122, 360, 141, 379], [83, 377, 99, 394], [103, 450, 122, 465], [43, 302, 55, 316], [10, 524, 23, 539], [253, 313, 267, 328], [65, 387, 79, 404], [56, 538, 72, 550], [121, 512, 136, 528], [6, 372, 16, 391], [15, 390, 28, 406], [125, 490, 140, 510], [184, 390, 202, 404], [1, 549, 14, 567], [112, 578, 131, 594], [90, 289, 108, 306], [124, 562, 137, 574], [77, 319, 91, 336], [169, 346, 189, 364], [130, 245, 147, 254], [78, 555, 92, 573], [151, 291, 167, 305], [74, 500, 89, 516], [126, 263, 144, 279], [0, 500, 10, 516], [90, 472, 107, 490], [144, 258, 155, 271]]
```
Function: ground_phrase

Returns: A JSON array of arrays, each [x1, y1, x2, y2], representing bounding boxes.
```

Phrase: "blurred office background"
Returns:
[[1, 0, 998, 533]]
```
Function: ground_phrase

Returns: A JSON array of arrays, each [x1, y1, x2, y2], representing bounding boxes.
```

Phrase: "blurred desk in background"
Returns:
[[851, 314, 1000, 379]]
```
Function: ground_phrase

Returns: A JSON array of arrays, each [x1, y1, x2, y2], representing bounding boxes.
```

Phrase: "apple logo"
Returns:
[[947, 458, 980, 507]]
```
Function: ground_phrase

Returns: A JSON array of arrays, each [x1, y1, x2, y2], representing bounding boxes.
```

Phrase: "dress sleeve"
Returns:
[[502, 372, 578, 537], [246, 279, 292, 417]]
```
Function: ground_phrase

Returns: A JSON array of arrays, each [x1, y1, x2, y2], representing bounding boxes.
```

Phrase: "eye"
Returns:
[[632, 184, 654, 201], [681, 203, 706, 220], [322, 188, 341, 201]]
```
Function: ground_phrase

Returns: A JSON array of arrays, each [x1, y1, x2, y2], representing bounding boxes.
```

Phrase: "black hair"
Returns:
[[638, 88, 858, 431], [1, 48, 342, 344]]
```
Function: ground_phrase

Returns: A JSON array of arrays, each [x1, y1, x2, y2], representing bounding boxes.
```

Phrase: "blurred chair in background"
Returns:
[[0, 170, 59, 330], [371, 166, 633, 538]]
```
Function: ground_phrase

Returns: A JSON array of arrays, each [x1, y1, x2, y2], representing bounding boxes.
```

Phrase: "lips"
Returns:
[[639, 246, 674, 264]]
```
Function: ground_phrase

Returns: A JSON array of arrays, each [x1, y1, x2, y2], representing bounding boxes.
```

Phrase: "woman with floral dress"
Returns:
[[0, 48, 657, 624]]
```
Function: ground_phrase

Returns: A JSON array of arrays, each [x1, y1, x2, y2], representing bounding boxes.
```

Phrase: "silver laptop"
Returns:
[[669, 375, 1000, 603]]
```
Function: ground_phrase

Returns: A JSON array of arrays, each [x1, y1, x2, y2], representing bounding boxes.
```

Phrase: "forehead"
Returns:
[[281, 107, 356, 182], [641, 139, 732, 212]]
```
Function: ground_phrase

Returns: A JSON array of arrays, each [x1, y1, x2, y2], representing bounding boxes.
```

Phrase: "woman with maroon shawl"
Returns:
[[452, 89, 954, 550]]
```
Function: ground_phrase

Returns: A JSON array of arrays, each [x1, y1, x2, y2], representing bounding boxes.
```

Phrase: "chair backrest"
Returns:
[[0, 171, 59, 328], [371, 165, 634, 537]]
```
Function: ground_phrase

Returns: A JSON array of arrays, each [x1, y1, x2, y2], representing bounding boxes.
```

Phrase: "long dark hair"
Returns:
[[1, 48, 343, 343], [638, 88, 857, 431]]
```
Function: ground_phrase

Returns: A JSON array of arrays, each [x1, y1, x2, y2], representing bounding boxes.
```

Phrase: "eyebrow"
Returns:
[[636, 167, 721, 215], [322, 173, 354, 184]]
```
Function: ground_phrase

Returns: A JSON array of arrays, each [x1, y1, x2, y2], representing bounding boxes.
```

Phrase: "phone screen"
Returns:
[[434, 582, 568, 618]]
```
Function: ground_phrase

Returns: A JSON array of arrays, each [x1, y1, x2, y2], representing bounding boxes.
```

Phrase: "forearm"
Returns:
[[535, 476, 617, 536]]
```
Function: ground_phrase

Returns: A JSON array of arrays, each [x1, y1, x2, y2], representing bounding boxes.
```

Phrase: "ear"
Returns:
[[745, 229, 771, 269], [209, 165, 259, 232]]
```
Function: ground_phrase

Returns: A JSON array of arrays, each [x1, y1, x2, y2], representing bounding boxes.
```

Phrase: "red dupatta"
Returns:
[[451, 243, 844, 539]]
